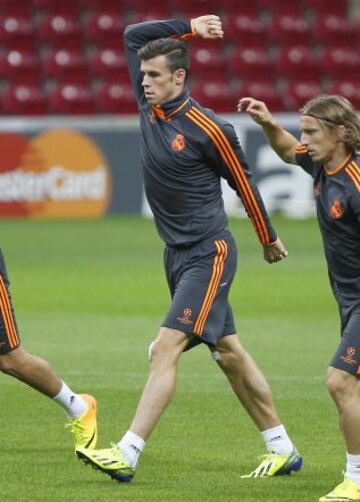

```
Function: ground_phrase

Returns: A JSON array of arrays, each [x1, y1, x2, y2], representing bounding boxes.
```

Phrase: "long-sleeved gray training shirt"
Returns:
[[124, 18, 277, 247]]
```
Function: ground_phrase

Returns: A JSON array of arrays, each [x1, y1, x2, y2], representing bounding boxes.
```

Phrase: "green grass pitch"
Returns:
[[1, 215, 343, 501]]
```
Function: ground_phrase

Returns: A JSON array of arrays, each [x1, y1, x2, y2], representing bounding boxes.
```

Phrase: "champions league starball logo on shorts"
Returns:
[[0, 130, 111, 218]]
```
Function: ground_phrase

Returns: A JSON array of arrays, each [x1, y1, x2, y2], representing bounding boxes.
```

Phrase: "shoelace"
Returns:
[[65, 418, 86, 442]]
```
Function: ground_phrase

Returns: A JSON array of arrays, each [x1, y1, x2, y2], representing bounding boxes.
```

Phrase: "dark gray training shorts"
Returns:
[[330, 305, 360, 375], [0, 250, 20, 355], [162, 229, 237, 351]]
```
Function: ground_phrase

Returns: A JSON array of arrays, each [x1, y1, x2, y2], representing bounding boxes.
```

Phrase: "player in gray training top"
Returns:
[[239, 94, 360, 502], [76, 15, 302, 483]]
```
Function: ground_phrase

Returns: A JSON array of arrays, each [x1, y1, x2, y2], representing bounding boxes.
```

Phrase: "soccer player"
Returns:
[[76, 15, 302, 482], [238, 94, 360, 501], [0, 249, 97, 451]]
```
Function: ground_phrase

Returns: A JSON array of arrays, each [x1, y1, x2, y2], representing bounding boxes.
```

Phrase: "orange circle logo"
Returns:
[[171, 134, 186, 152], [0, 130, 111, 218], [330, 200, 344, 219]]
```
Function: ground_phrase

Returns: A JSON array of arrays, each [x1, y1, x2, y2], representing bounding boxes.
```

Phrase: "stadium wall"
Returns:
[[0, 114, 315, 219]]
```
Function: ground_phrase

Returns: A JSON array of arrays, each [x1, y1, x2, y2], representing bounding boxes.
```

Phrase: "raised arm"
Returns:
[[238, 97, 300, 165], [124, 16, 223, 105]]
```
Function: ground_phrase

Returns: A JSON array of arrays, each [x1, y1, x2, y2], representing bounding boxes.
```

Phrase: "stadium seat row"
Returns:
[[1, 46, 359, 86], [0, 0, 350, 18], [0, 13, 357, 51], [1, 79, 360, 116]]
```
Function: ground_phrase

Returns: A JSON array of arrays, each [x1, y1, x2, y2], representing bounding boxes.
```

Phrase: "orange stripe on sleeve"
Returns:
[[194, 240, 227, 335], [346, 163, 360, 192], [350, 161, 360, 178], [171, 19, 197, 41], [0, 276, 19, 349], [186, 107, 269, 244], [188, 107, 270, 243]]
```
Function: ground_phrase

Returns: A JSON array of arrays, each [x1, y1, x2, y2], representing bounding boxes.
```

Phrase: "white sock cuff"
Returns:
[[53, 381, 87, 418], [119, 430, 146, 452], [346, 452, 360, 465], [261, 424, 287, 442]]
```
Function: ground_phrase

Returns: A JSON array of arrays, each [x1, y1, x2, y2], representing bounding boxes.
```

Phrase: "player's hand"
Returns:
[[237, 97, 274, 126], [193, 15, 224, 39], [263, 238, 288, 264]]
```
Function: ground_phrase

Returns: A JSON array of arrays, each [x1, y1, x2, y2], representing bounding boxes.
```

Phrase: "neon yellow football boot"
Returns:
[[319, 477, 360, 501], [241, 448, 303, 478], [76, 444, 135, 483], [65, 394, 98, 450]]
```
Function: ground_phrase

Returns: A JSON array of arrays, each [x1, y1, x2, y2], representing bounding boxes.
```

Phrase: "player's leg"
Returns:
[[320, 308, 360, 501], [0, 250, 97, 450], [129, 327, 190, 440], [214, 333, 280, 431], [76, 327, 190, 481], [0, 345, 98, 449], [213, 333, 302, 478], [0, 344, 62, 396]]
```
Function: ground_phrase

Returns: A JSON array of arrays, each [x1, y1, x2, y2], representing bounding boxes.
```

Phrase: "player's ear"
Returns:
[[174, 68, 186, 85]]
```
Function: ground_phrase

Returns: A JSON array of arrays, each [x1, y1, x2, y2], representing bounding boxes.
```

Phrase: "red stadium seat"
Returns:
[[171, 0, 215, 17], [274, 46, 320, 82], [302, 0, 349, 18], [124, 0, 168, 15], [224, 1, 259, 17], [49, 84, 95, 114], [191, 80, 236, 113], [237, 81, 284, 112], [191, 47, 226, 80], [94, 83, 138, 113], [312, 15, 357, 49], [79, 0, 125, 14], [225, 15, 267, 49], [42, 49, 89, 85], [127, 11, 172, 24], [327, 81, 360, 110], [0, 0, 31, 16], [83, 13, 124, 49], [0, 16, 36, 50], [33, 0, 82, 16], [267, 16, 312, 47], [258, 0, 304, 17], [0, 50, 41, 85], [88, 49, 128, 83], [2, 85, 48, 115], [37, 14, 83, 51], [284, 81, 322, 110], [227, 48, 274, 81], [322, 48, 360, 81]]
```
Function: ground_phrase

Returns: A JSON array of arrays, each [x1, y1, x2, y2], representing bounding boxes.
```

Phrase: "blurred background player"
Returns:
[[76, 15, 302, 483], [239, 94, 360, 502], [0, 249, 97, 452]]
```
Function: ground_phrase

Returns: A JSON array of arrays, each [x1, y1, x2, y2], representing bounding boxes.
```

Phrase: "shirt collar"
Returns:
[[324, 153, 353, 175], [151, 88, 190, 121]]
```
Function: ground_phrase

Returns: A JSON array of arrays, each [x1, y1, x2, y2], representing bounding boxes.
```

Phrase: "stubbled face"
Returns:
[[300, 115, 340, 164], [140, 55, 185, 106]]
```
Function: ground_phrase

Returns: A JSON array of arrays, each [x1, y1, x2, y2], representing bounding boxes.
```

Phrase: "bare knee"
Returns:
[[148, 328, 189, 364], [215, 348, 242, 372], [0, 347, 25, 374], [326, 367, 354, 403], [148, 339, 159, 362], [214, 337, 250, 372]]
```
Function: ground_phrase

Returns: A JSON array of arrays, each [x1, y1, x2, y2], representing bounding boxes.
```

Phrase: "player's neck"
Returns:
[[324, 146, 351, 172]]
